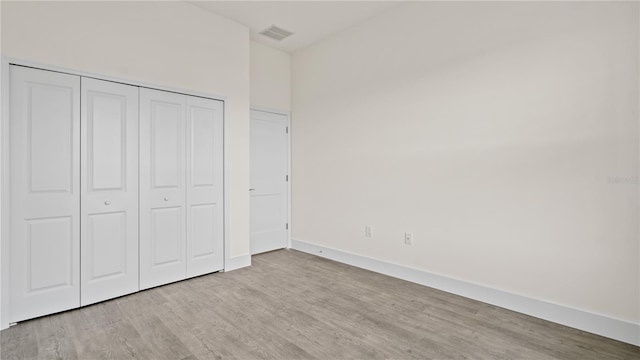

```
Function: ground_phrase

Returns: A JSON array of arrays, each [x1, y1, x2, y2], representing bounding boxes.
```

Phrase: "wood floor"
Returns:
[[1, 249, 638, 360]]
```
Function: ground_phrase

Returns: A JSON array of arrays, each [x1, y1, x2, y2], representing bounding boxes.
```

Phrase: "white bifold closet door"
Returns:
[[139, 89, 187, 289], [185, 96, 224, 278], [80, 78, 139, 306], [9, 66, 81, 323], [139, 89, 223, 290]]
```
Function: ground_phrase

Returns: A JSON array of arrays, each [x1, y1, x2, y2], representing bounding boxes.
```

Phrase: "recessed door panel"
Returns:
[[88, 93, 125, 191], [86, 212, 126, 281], [151, 207, 182, 266], [191, 204, 216, 258], [10, 66, 81, 323], [191, 107, 216, 187], [186, 97, 224, 277], [81, 78, 139, 306], [28, 84, 74, 193], [152, 102, 182, 188], [140, 88, 187, 289], [26, 217, 73, 292], [250, 110, 289, 255]]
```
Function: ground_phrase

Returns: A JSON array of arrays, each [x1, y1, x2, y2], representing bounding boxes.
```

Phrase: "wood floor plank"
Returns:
[[1, 249, 638, 359], [33, 314, 78, 360], [1, 320, 38, 360], [126, 313, 195, 360]]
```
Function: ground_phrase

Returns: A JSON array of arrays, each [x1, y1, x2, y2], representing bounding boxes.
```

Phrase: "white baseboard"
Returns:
[[224, 254, 251, 272], [291, 239, 640, 346]]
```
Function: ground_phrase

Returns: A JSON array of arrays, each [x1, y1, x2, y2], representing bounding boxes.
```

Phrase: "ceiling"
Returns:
[[189, 1, 404, 53]]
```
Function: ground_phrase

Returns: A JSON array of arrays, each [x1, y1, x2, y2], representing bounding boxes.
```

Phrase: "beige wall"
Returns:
[[1, 1, 251, 259], [250, 41, 291, 111], [292, 1, 639, 324]]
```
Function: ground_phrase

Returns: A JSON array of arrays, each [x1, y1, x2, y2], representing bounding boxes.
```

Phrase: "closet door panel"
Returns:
[[186, 97, 224, 277], [9, 66, 81, 323], [140, 88, 187, 290], [151, 207, 183, 265], [152, 103, 182, 188], [81, 78, 139, 306], [86, 212, 126, 277]]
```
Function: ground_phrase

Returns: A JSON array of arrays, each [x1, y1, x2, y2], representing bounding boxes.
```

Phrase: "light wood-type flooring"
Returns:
[[1, 249, 638, 359]]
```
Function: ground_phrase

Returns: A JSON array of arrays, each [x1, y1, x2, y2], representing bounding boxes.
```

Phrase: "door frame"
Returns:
[[0, 57, 229, 330], [249, 106, 292, 251]]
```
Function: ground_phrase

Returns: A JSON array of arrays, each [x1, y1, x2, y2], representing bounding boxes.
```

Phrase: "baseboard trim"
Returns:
[[291, 239, 640, 346], [224, 254, 251, 272]]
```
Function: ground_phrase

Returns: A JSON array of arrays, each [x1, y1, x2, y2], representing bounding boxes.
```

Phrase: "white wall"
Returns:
[[250, 41, 291, 111], [292, 1, 639, 327]]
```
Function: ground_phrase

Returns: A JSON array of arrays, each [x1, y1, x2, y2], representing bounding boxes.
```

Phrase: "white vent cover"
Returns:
[[259, 25, 294, 41]]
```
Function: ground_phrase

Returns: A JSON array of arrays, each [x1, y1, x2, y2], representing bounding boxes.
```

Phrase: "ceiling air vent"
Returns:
[[259, 25, 294, 41]]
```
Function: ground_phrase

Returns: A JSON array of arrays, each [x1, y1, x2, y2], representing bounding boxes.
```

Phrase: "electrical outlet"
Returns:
[[404, 232, 413, 245], [365, 225, 373, 238]]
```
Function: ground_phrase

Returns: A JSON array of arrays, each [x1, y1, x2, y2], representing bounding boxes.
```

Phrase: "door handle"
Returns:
[[249, 188, 256, 191], [104, 200, 111, 206]]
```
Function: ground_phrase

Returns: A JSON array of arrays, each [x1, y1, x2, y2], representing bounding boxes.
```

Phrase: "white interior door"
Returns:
[[139, 88, 187, 290], [80, 78, 139, 305], [186, 97, 224, 277], [250, 110, 288, 255], [9, 66, 81, 322]]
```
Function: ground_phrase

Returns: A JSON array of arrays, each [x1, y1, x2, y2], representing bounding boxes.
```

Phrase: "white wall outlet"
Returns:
[[365, 225, 373, 238], [404, 232, 413, 245]]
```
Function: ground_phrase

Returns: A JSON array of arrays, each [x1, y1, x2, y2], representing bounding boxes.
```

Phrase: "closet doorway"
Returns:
[[2, 61, 226, 326]]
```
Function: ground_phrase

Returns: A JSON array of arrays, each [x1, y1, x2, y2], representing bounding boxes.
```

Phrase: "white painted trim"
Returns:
[[0, 58, 10, 331], [286, 113, 291, 249], [250, 105, 290, 117], [224, 254, 251, 272], [2, 57, 227, 102], [291, 239, 640, 346], [222, 97, 230, 272]]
